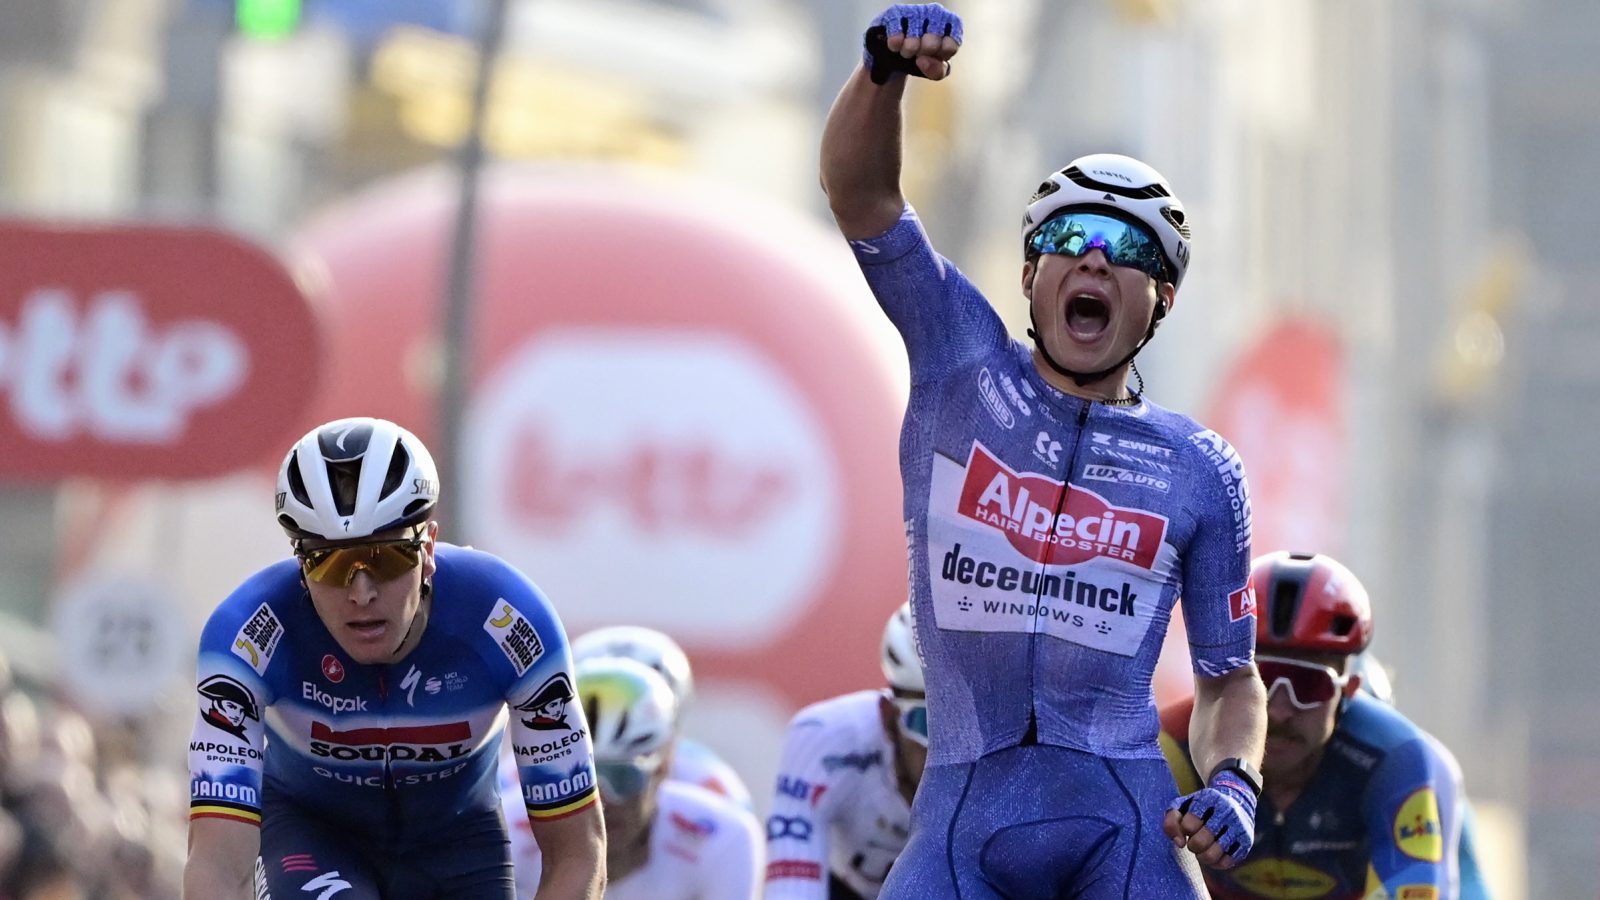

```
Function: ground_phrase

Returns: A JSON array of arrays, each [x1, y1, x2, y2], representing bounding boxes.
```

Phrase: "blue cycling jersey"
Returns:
[[852, 206, 1255, 768], [187, 544, 598, 842], [1162, 693, 1481, 899]]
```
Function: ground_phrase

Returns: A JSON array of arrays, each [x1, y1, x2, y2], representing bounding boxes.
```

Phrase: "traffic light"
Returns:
[[236, 0, 301, 39]]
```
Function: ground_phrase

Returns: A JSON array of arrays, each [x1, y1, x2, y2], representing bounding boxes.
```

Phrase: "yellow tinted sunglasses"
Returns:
[[295, 533, 426, 587]]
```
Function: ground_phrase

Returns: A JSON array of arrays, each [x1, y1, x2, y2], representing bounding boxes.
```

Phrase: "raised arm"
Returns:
[[820, 4, 962, 239]]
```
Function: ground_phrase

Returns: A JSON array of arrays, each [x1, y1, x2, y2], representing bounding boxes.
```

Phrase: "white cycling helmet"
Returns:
[[572, 626, 694, 706], [578, 657, 680, 762], [275, 417, 439, 541], [1020, 153, 1192, 291], [880, 602, 925, 693]]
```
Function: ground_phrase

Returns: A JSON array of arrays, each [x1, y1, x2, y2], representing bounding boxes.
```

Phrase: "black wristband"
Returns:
[[1208, 757, 1264, 797]]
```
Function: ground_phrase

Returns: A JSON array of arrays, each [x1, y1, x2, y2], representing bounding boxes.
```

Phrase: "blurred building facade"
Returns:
[[2, 0, 1593, 895]]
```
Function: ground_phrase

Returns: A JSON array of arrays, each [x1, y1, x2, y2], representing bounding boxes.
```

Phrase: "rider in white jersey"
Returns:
[[570, 625, 753, 809], [766, 604, 928, 899], [504, 657, 763, 899]]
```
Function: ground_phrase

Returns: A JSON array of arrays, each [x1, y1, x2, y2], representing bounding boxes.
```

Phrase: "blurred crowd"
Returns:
[[0, 652, 185, 900]]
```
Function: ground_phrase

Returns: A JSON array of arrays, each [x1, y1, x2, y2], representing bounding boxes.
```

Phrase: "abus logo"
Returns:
[[1, 290, 244, 442], [957, 444, 1167, 568], [467, 333, 841, 642]]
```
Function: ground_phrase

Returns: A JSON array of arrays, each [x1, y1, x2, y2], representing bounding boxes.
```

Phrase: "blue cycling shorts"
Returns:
[[258, 792, 513, 899], [880, 744, 1206, 899]]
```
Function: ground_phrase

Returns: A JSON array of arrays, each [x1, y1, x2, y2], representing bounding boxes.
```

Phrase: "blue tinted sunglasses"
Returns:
[[1028, 211, 1171, 284]]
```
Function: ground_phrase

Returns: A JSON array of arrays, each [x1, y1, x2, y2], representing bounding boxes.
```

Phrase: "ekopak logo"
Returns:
[[957, 443, 1167, 569], [0, 221, 319, 479]]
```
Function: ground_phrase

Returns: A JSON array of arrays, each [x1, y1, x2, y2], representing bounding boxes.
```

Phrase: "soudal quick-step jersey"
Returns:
[[188, 544, 597, 840], [851, 206, 1256, 766], [764, 690, 913, 900]]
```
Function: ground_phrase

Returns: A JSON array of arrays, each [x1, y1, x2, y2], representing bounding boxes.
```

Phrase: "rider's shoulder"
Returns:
[[432, 544, 553, 614], [1335, 694, 1460, 778], [788, 689, 885, 734]]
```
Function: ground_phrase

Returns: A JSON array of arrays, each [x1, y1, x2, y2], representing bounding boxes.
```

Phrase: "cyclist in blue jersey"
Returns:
[[1160, 552, 1488, 899], [182, 418, 604, 900], [821, 5, 1267, 896]]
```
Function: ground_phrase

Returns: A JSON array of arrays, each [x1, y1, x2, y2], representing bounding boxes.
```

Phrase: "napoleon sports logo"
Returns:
[[958, 444, 1167, 568]]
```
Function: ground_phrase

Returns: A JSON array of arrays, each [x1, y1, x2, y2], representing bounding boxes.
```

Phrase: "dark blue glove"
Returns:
[[862, 4, 964, 85], [1168, 770, 1258, 865]]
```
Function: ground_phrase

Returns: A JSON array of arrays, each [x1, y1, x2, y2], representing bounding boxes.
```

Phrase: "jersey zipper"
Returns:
[[1024, 399, 1091, 745]]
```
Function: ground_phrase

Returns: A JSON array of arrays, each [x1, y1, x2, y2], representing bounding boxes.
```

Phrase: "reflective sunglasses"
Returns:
[[1027, 211, 1171, 283], [892, 696, 929, 747], [1258, 656, 1350, 710], [295, 531, 426, 587], [596, 756, 663, 799]]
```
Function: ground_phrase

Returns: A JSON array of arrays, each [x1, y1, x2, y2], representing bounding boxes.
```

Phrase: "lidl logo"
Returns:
[[1393, 787, 1443, 862], [1229, 857, 1337, 899]]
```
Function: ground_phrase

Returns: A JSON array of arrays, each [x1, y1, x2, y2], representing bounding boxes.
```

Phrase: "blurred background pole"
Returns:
[[437, 0, 511, 538]]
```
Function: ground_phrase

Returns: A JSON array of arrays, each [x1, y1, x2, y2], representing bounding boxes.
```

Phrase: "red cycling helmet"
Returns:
[[1252, 551, 1373, 655]]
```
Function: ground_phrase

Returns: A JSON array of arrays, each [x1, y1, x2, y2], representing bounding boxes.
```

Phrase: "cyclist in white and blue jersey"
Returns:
[[183, 418, 604, 899], [820, 5, 1268, 896]]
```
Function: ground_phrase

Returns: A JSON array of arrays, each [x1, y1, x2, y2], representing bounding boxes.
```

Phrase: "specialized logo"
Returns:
[[197, 674, 259, 739], [1189, 429, 1252, 554], [515, 674, 576, 730], [1394, 787, 1443, 862], [308, 720, 472, 762], [958, 443, 1167, 568], [231, 603, 283, 675], [483, 601, 544, 676], [1228, 858, 1337, 898], [766, 815, 814, 842], [301, 682, 368, 715], [1229, 585, 1256, 622], [321, 654, 345, 684], [976, 368, 1014, 429], [299, 870, 353, 899], [318, 421, 370, 460], [1083, 463, 1169, 493], [400, 665, 422, 706]]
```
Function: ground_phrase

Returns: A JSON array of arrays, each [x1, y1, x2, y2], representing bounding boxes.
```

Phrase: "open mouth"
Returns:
[[1065, 294, 1111, 340], [347, 619, 387, 641]]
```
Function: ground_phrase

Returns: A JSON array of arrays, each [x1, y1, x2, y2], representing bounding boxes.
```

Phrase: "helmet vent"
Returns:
[[326, 459, 363, 518], [286, 451, 313, 508], [381, 444, 411, 500], [1161, 206, 1192, 240], [401, 498, 431, 520], [1270, 580, 1302, 640], [1029, 180, 1060, 203], [1331, 616, 1355, 637], [277, 513, 301, 534], [585, 696, 600, 736], [1063, 165, 1169, 200]]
